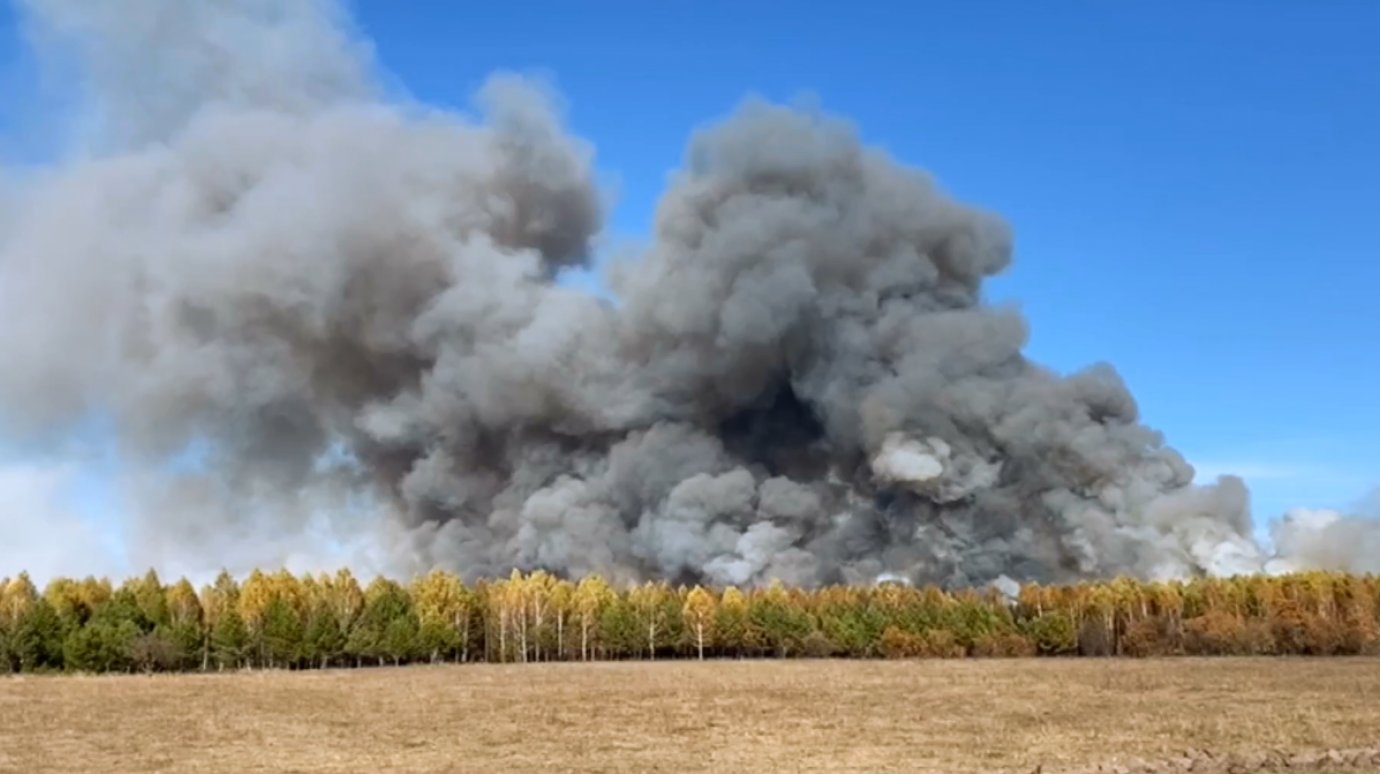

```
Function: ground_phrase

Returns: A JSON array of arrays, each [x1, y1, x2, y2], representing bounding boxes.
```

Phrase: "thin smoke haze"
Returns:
[[0, 0, 1373, 586]]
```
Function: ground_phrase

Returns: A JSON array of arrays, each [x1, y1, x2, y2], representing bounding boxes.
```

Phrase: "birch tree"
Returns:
[[683, 586, 717, 660]]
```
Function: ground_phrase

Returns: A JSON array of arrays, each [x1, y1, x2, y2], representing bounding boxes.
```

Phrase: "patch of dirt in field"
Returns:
[[1, 659, 1377, 773], [1046, 748, 1380, 773]]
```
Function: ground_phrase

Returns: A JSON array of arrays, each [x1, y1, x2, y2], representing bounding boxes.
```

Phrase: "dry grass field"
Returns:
[[1, 659, 1378, 773]]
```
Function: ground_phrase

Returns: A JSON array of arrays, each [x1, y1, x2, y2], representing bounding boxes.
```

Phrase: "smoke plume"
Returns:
[[0, 0, 1369, 586]]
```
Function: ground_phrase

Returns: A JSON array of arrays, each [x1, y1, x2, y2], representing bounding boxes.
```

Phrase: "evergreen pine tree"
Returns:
[[261, 597, 303, 669], [304, 607, 345, 669], [211, 608, 251, 670], [383, 616, 419, 666], [14, 597, 65, 671]]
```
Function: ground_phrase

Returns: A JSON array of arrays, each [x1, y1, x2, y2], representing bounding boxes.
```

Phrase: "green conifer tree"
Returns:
[[304, 607, 345, 668], [211, 608, 251, 670]]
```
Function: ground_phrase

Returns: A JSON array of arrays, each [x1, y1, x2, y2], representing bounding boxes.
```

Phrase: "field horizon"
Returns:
[[3, 658, 1379, 773]]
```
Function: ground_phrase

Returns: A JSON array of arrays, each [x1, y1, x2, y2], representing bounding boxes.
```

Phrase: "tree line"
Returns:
[[0, 568, 1376, 674]]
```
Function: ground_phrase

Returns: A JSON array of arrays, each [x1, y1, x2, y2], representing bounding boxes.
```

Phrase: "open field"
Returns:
[[1, 659, 1377, 773]]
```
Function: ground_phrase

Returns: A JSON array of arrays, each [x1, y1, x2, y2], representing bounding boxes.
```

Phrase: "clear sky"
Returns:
[[0, 1, 1376, 575]]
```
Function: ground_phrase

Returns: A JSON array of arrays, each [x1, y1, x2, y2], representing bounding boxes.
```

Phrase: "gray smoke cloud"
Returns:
[[1265, 493, 1380, 576], [0, 0, 1369, 587]]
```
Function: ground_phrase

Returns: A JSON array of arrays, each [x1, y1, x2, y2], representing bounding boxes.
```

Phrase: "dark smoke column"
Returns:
[[389, 101, 1268, 588]]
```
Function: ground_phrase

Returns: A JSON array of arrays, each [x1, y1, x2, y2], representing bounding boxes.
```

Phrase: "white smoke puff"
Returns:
[[703, 522, 804, 587], [1139, 476, 1266, 578], [990, 574, 1020, 600], [1268, 507, 1380, 574], [872, 433, 945, 484], [871, 433, 1001, 504]]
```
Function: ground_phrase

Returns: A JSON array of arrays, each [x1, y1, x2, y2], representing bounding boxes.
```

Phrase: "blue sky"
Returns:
[[0, 0, 1377, 573]]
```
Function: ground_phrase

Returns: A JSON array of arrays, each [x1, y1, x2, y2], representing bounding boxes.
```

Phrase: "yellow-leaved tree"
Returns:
[[549, 578, 574, 661], [683, 586, 717, 660], [628, 581, 672, 660], [411, 570, 471, 663], [715, 586, 750, 658], [573, 575, 613, 661]]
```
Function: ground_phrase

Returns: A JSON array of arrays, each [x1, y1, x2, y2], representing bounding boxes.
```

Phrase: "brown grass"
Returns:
[[1, 659, 1377, 773]]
